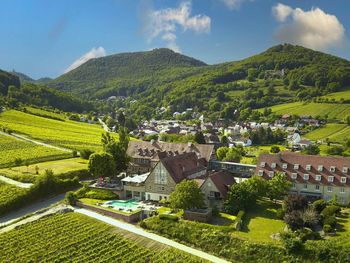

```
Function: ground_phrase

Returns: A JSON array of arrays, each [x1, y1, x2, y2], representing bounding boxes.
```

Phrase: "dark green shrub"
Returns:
[[276, 208, 285, 219], [159, 214, 179, 222], [72, 150, 78, 158], [312, 199, 327, 214], [323, 224, 332, 233], [80, 149, 94, 160], [323, 215, 336, 228], [296, 227, 320, 242], [65, 191, 77, 205], [281, 232, 303, 254], [321, 205, 341, 218]]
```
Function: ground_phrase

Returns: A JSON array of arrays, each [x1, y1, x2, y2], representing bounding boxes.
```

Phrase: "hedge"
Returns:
[[159, 214, 179, 222]]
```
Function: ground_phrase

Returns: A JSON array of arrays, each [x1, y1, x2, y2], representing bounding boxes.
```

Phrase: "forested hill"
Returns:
[[0, 70, 20, 95], [49, 48, 208, 96], [11, 71, 35, 83]]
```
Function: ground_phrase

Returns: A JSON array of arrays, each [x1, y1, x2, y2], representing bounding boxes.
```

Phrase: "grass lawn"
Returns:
[[241, 145, 286, 165], [233, 199, 285, 243], [209, 212, 237, 226], [334, 208, 350, 239], [0, 158, 88, 177]]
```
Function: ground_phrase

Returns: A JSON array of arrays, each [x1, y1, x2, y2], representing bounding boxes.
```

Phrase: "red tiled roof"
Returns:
[[209, 170, 236, 198], [257, 152, 350, 187], [160, 152, 207, 183]]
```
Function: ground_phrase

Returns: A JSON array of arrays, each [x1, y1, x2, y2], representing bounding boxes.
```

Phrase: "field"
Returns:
[[0, 212, 206, 263], [0, 133, 71, 168], [320, 90, 350, 101], [24, 106, 66, 121], [0, 158, 88, 183], [0, 110, 114, 152], [265, 102, 350, 120], [305, 124, 350, 143]]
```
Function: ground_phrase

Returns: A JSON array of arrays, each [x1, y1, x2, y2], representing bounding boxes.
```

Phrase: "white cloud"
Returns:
[[220, 0, 250, 10], [65, 47, 106, 73], [144, 1, 211, 52], [272, 3, 293, 22], [273, 3, 345, 51]]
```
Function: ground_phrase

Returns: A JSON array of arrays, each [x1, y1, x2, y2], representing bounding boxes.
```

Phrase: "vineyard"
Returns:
[[0, 212, 206, 263], [0, 110, 114, 152], [0, 134, 71, 168], [0, 181, 28, 213]]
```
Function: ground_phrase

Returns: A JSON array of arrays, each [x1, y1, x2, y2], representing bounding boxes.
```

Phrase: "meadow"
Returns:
[[0, 110, 113, 152], [305, 124, 350, 143], [0, 134, 71, 168], [0, 212, 206, 263], [320, 89, 350, 101]]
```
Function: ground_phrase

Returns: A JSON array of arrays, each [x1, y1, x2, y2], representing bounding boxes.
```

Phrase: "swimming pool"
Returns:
[[103, 199, 141, 211]]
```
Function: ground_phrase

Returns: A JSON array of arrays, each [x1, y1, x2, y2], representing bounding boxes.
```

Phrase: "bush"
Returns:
[[323, 224, 332, 233], [280, 232, 303, 254], [321, 205, 341, 218], [80, 149, 94, 160], [276, 208, 285, 219], [84, 189, 118, 200], [65, 191, 77, 205], [159, 214, 179, 222], [323, 215, 336, 228], [296, 227, 320, 242], [270, 146, 280, 153], [312, 199, 327, 214], [72, 150, 78, 158]]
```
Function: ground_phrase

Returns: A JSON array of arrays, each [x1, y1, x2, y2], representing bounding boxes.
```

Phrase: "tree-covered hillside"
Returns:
[[0, 70, 20, 95], [10, 71, 35, 83], [49, 48, 208, 97]]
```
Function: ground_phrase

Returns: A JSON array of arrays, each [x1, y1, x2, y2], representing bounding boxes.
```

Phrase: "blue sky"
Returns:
[[0, 0, 349, 79]]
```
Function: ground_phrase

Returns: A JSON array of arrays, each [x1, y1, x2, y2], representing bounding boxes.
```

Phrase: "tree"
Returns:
[[270, 146, 280, 153], [117, 112, 126, 127], [24, 160, 30, 173], [35, 165, 39, 175], [267, 173, 291, 202], [301, 207, 319, 227], [194, 131, 206, 144], [14, 157, 23, 171], [283, 195, 308, 214], [88, 152, 116, 178], [169, 180, 204, 211], [224, 181, 256, 214], [101, 128, 130, 173], [216, 146, 242, 162], [302, 144, 320, 155]]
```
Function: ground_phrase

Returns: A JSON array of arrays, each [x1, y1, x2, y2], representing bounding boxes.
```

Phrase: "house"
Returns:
[[232, 138, 252, 147], [256, 152, 350, 205], [127, 140, 215, 174], [121, 172, 149, 200], [144, 152, 207, 201], [200, 171, 236, 208]]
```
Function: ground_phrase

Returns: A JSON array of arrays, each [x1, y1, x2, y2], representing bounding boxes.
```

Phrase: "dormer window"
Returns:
[[282, 163, 288, 169], [294, 164, 299, 170], [268, 171, 274, 178], [306, 164, 311, 171], [260, 162, 266, 168], [328, 176, 334, 183], [303, 174, 309, 181], [258, 170, 264, 176], [291, 173, 297, 179], [341, 177, 347, 184], [315, 175, 322, 181], [271, 163, 276, 169], [343, 167, 348, 174], [330, 166, 336, 173], [317, 165, 323, 172]]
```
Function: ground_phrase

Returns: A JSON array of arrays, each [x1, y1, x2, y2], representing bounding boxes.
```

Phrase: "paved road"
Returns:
[[0, 175, 32, 188], [75, 208, 229, 263], [0, 131, 72, 153], [0, 193, 66, 226]]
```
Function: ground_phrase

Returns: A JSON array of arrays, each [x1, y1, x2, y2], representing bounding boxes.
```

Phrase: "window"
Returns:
[[291, 173, 297, 179], [271, 162, 276, 169], [268, 171, 274, 178], [292, 183, 296, 189], [341, 177, 347, 184], [315, 185, 320, 191], [258, 170, 264, 176], [306, 164, 311, 171], [154, 165, 168, 185], [260, 162, 266, 168], [282, 163, 288, 169], [330, 166, 336, 172], [327, 186, 332, 192], [339, 197, 345, 204], [343, 167, 349, 174], [303, 174, 309, 181], [317, 165, 323, 172], [340, 187, 345, 193], [294, 164, 299, 170], [315, 175, 322, 181], [328, 176, 334, 183], [209, 191, 215, 197], [303, 184, 308, 189]]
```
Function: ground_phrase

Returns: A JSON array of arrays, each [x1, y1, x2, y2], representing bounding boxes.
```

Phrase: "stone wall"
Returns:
[[183, 209, 212, 223]]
